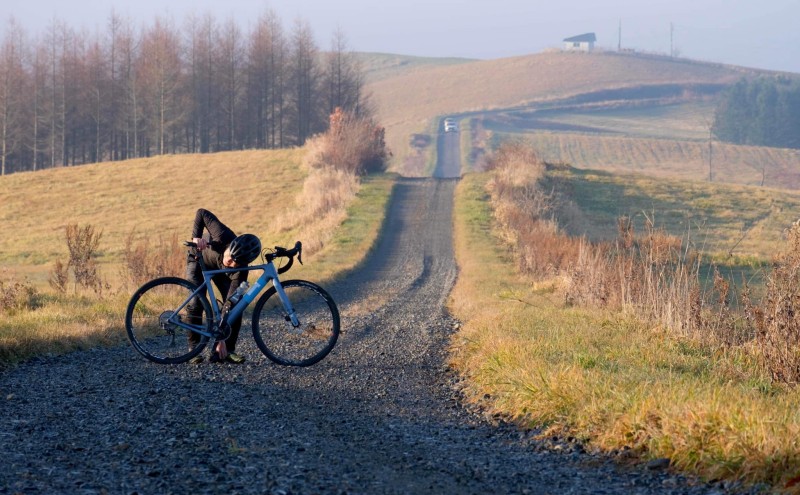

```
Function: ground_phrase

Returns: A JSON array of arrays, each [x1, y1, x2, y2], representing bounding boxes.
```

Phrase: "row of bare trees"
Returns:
[[0, 11, 369, 175]]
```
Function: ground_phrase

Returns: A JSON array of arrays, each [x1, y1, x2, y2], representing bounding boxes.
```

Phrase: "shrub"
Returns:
[[120, 231, 185, 289], [484, 140, 800, 385], [305, 107, 388, 175], [49, 223, 104, 293], [486, 141, 580, 278], [49, 259, 69, 292], [274, 163, 360, 255], [276, 107, 386, 255], [0, 270, 39, 313], [746, 220, 800, 384]]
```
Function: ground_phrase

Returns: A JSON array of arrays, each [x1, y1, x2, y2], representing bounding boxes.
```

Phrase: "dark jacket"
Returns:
[[190, 208, 246, 300]]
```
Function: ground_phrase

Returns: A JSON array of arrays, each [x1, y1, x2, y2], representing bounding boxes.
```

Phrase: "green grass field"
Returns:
[[546, 165, 800, 261], [484, 100, 717, 141]]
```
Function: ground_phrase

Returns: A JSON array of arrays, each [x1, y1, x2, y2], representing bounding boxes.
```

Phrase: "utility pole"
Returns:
[[670, 22, 674, 57], [708, 126, 713, 182], [618, 19, 622, 51]]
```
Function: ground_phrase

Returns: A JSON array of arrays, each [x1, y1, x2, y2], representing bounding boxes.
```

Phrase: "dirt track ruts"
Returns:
[[0, 130, 739, 494]]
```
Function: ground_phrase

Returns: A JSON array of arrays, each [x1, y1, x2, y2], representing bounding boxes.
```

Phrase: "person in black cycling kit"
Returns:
[[186, 208, 261, 364]]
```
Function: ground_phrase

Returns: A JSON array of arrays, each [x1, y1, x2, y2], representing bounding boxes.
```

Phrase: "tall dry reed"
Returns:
[[744, 220, 800, 384], [119, 231, 185, 289], [487, 140, 800, 384], [275, 108, 388, 255], [486, 141, 582, 278]]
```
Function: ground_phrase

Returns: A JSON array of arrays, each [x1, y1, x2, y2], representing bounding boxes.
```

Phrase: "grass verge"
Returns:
[[449, 172, 800, 491], [276, 172, 396, 285]]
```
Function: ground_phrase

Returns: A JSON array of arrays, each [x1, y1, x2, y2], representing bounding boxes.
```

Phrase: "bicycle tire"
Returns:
[[251, 279, 340, 366], [125, 277, 212, 364]]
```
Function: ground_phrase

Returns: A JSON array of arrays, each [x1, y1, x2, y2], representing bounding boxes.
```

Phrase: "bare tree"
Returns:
[[30, 41, 48, 171], [0, 11, 372, 173], [43, 20, 69, 168], [116, 18, 138, 159], [185, 14, 215, 153], [59, 24, 81, 166], [0, 19, 27, 175], [138, 17, 185, 155], [289, 18, 322, 146], [246, 10, 287, 149], [106, 12, 129, 161], [85, 36, 107, 163], [216, 18, 243, 150], [323, 28, 366, 116]]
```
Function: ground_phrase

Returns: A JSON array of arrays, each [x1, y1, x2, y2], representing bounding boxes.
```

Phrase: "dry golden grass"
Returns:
[[366, 50, 747, 173], [450, 172, 800, 491], [272, 109, 390, 259], [355, 52, 475, 83], [274, 163, 361, 255], [527, 100, 717, 141], [0, 149, 306, 287], [0, 292, 126, 363]]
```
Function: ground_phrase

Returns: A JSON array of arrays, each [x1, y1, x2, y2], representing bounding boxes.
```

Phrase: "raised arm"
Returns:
[[191, 208, 236, 250]]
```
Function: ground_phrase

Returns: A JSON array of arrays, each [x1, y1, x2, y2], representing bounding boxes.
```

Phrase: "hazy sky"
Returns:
[[4, 0, 799, 74]]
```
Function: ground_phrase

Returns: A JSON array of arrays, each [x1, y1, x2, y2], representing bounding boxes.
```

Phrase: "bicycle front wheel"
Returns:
[[125, 277, 212, 364], [252, 280, 340, 366]]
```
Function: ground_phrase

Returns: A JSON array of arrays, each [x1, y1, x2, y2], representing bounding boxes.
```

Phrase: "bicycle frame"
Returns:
[[169, 260, 299, 340]]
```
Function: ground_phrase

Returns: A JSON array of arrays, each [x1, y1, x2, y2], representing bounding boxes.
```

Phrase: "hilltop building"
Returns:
[[563, 33, 596, 52]]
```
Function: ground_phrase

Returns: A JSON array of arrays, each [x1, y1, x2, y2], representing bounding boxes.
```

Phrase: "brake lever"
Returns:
[[183, 241, 200, 261], [295, 241, 303, 265]]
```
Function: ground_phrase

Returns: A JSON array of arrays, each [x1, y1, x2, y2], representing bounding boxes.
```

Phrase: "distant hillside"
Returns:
[[365, 49, 766, 175], [354, 52, 475, 83]]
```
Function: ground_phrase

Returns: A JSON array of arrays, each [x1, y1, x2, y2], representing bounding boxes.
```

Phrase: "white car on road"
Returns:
[[443, 118, 458, 133]]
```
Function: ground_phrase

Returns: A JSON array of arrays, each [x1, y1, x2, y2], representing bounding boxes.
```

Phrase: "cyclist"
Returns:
[[186, 208, 261, 364]]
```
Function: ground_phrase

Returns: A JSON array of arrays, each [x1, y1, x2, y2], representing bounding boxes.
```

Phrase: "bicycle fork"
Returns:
[[272, 279, 302, 333]]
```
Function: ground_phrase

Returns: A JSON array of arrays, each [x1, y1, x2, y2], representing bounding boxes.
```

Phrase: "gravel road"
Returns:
[[0, 129, 747, 494]]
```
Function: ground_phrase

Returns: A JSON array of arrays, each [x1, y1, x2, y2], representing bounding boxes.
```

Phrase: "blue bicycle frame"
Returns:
[[172, 260, 300, 340]]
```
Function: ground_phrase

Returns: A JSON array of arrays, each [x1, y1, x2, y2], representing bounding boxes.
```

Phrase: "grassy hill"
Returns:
[[355, 52, 475, 83], [364, 49, 800, 187], [0, 150, 308, 286], [450, 171, 800, 492], [527, 134, 800, 189], [366, 49, 756, 173]]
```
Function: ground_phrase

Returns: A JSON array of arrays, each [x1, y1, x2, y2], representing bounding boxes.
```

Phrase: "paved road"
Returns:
[[0, 125, 727, 494], [435, 126, 462, 178]]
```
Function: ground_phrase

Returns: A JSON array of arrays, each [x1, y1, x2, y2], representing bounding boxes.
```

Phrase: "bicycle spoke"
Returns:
[[126, 278, 211, 364], [252, 280, 339, 366]]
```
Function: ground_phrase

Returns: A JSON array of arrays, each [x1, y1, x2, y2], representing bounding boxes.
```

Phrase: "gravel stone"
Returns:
[[0, 178, 757, 494]]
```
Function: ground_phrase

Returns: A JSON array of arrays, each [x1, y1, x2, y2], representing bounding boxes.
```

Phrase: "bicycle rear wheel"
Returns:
[[125, 277, 212, 364], [252, 280, 340, 366]]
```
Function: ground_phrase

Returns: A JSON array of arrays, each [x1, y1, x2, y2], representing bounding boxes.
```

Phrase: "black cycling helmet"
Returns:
[[228, 233, 261, 264]]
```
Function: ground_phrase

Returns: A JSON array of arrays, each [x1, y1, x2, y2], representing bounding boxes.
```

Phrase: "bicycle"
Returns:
[[125, 241, 340, 366]]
